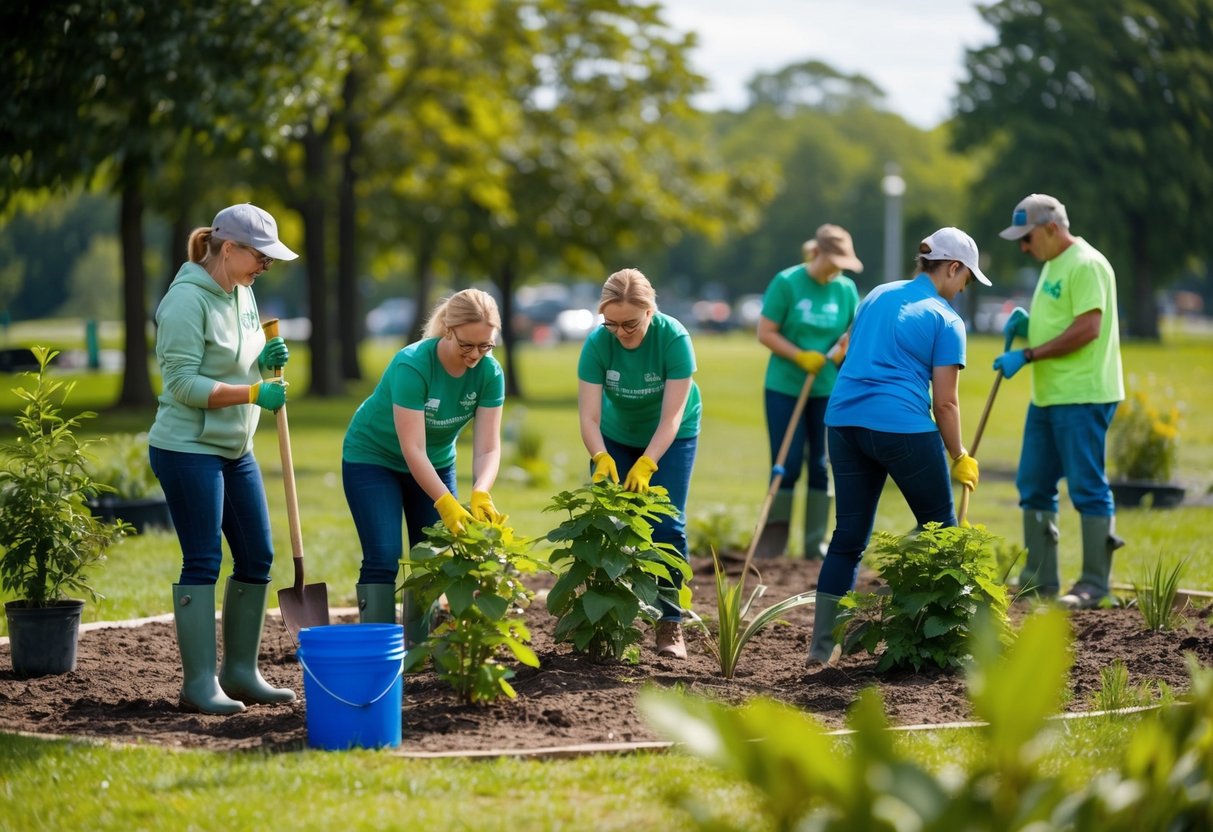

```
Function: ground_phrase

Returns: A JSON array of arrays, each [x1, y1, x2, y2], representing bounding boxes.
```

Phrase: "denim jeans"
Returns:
[[1017, 402, 1117, 516], [765, 389, 830, 492], [149, 447, 275, 586], [817, 427, 955, 596], [342, 460, 457, 585], [600, 435, 697, 621]]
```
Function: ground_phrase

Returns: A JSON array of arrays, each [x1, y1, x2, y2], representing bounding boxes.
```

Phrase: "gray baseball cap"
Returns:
[[919, 227, 991, 286], [999, 193, 1069, 240], [211, 203, 299, 261]]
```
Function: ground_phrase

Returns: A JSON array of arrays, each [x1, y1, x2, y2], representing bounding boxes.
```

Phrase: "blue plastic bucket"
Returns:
[[297, 623, 405, 750]]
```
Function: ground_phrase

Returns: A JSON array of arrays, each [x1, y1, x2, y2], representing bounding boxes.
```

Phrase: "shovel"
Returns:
[[957, 326, 1019, 525], [262, 319, 330, 640], [740, 336, 846, 580]]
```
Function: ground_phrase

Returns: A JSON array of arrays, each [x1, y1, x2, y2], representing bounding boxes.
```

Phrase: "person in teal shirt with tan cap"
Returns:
[[995, 193, 1125, 609], [149, 202, 298, 715], [578, 268, 701, 659], [755, 225, 861, 559], [342, 288, 507, 644]]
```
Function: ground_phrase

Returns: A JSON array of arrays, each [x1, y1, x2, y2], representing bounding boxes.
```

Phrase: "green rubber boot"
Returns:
[[806, 592, 844, 667], [1059, 515, 1125, 609], [357, 583, 398, 624], [172, 584, 245, 715], [218, 578, 296, 705], [1018, 510, 1060, 597], [803, 488, 832, 560], [753, 489, 794, 558], [402, 590, 432, 648]]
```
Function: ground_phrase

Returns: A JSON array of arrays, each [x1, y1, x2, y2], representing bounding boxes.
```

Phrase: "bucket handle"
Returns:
[[298, 655, 404, 709]]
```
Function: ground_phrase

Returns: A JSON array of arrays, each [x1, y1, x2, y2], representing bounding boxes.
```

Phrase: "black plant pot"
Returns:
[[4, 599, 85, 677], [1109, 480, 1187, 509], [87, 496, 174, 533]]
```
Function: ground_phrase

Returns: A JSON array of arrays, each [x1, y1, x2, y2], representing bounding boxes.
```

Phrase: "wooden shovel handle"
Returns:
[[957, 370, 1003, 525], [262, 320, 306, 581]]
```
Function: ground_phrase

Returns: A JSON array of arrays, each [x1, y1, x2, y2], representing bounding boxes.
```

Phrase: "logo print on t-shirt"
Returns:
[[425, 398, 440, 411], [1042, 279, 1063, 299], [460, 392, 478, 408]]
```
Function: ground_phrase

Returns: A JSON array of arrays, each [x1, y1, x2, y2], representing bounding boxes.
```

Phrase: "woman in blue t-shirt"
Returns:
[[577, 268, 702, 659], [807, 228, 988, 667]]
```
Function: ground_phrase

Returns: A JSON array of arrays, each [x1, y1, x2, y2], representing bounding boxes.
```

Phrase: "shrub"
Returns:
[[688, 503, 747, 556], [84, 432, 162, 500], [837, 523, 1011, 672], [1109, 382, 1181, 482], [543, 481, 690, 664], [400, 520, 549, 704]]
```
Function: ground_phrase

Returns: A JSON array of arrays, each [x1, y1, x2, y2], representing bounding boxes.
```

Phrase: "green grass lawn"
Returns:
[[0, 322, 1210, 829]]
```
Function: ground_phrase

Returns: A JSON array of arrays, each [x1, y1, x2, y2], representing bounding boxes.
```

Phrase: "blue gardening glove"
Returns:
[[993, 350, 1029, 379], [258, 336, 290, 373], [249, 379, 288, 412], [1003, 307, 1029, 351], [591, 451, 620, 484]]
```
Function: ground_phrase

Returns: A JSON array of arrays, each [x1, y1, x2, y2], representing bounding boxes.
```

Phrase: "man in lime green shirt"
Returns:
[[995, 194, 1125, 609]]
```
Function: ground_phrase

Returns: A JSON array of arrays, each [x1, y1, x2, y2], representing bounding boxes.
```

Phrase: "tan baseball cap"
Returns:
[[814, 224, 863, 273], [999, 194, 1069, 240]]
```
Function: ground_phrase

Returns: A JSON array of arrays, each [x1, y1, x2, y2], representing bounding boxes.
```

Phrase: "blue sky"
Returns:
[[658, 0, 995, 128]]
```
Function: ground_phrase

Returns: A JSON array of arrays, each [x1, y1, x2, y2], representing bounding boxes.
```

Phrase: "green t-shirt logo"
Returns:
[[1042, 279, 1063, 299]]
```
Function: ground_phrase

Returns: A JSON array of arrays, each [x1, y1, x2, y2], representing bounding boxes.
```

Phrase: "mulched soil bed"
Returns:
[[2, 555, 1210, 753]]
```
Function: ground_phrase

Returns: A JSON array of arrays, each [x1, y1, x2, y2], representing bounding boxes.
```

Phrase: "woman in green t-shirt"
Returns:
[[577, 268, 702, 659], [342, 289, 507, 644], [755, 224, 861, 560]]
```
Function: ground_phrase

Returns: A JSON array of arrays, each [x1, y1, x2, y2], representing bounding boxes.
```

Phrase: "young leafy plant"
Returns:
[[543, 481, 691, 664], [837, 523, 1011, 673], [1132, 556, 1186, 632], [691, 551, 816, 679], [400, 520, 549, 704]]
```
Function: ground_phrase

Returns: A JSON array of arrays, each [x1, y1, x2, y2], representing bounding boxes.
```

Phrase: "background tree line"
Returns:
[[2, 0, 1210, 406]]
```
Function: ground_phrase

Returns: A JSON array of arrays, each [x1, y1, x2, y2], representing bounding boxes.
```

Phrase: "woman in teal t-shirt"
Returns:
[[577, 268, 701, 660], [756, 224, 861, 560], [342, 289, 507, 644]]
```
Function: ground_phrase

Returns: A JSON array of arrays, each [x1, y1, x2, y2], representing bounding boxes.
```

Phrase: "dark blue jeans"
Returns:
[[599, 435, 697, 621], [1017, 402, 1118, 516], [342, 460, 457, 585], [765, 389, 830, 492], [817, 427, 955, 596], [149, 447, 275, 586]]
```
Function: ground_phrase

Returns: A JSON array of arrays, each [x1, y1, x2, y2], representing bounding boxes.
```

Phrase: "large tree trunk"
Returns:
[[1127, 235, 1160, 340], [337, 67, 363, 382], [301, 127, 341, 397], [117, 159, 155, 409], [408, 236, 438, 345], [496, 259, 522, 399]]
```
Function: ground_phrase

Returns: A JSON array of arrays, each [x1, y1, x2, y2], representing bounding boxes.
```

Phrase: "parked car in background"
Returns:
[[366, 298, 417, 337]]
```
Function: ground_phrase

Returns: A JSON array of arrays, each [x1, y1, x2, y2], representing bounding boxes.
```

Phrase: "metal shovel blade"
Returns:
[[279, 576, 330, 640]]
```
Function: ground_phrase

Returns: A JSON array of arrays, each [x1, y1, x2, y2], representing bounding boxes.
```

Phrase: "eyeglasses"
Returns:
[[451, 328, 495, 355], [602, 318, 642, 334], [239, 244, 274, 269], [1020, 231, 1034, 246]]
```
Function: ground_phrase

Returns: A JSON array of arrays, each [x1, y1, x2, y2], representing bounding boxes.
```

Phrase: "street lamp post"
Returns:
[[881, 165, 906, 283]]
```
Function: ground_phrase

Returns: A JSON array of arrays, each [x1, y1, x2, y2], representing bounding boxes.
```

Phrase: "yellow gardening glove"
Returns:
[[434, 493, 474, 534], [470, 490, 508, 526], [591, 451, 619, 484], [829, 332, 850, 366], [951, 452, 980, 491], [623, 455, 658, 493], [793, 350, 827, 374]]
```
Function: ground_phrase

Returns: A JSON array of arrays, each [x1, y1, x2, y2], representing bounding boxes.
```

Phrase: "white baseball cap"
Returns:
[[999, 193, 1069, 240], [211, 203, 299, 261], [919, 227, 990, 286]]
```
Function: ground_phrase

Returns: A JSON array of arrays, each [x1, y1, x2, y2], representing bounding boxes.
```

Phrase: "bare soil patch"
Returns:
[[2, 556, 1210, 753]]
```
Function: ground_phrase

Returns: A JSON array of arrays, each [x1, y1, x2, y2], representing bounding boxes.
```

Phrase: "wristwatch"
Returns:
[[1024, 347, 1036, 363]]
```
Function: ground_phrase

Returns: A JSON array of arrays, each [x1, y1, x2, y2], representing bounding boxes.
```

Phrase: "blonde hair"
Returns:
[[187, 227, 225, 265], [598, 268, 657, 314], [423, 288, 502, 338]]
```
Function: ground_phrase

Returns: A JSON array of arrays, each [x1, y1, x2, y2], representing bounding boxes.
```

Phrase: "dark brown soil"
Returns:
[[2, 556, 1210, 753]]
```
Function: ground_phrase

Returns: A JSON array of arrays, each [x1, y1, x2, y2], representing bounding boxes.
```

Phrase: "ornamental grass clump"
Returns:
[[543, 481, 691, 664], [401, 520, 549, 704], [1132, 556, 1187, 632], [837, 523, 1011, 673], [1110, 383, 1181, 482]]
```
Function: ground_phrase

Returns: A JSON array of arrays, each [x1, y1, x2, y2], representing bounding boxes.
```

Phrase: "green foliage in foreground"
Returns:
[[643, 610, 1213, 831]]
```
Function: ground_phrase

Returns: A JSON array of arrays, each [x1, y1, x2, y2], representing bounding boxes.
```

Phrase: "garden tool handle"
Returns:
[[262, 320, 306, 584], [957, 369, 1004, 526]]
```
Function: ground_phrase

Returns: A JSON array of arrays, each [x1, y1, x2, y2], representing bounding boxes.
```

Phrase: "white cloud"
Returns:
[[658, 0, 995, 128]]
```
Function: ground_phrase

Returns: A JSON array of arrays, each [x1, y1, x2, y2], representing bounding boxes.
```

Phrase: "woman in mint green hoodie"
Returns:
[[148, 203, 297, 716]]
